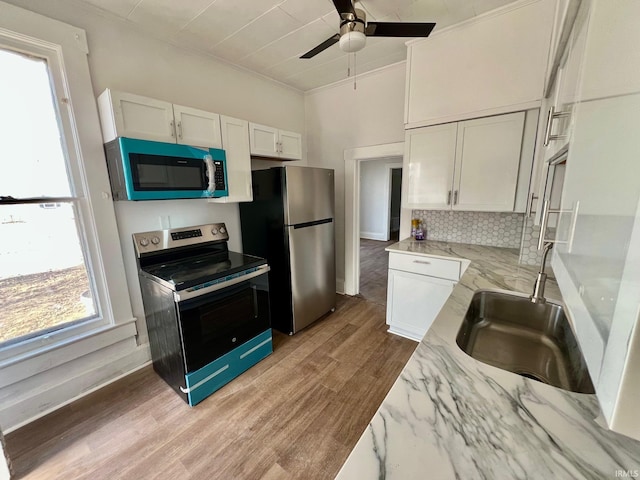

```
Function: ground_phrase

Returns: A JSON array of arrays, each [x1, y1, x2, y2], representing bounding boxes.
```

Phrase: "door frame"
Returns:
[[344, 142, 406, 296]]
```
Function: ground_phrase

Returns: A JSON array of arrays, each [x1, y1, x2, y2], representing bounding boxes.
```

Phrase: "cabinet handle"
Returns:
[[526, 192, 538, 217], [177, 121, 183, 139], [537, 199, 575, 250], [447, 190, 452, 205], [543, 106, 571, 146], [413, 260, 431, 265], [170, 120, 175, 138], [453, 190, 458, 205]]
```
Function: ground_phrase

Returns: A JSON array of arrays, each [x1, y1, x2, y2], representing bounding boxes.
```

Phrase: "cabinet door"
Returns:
[[249, 123, 278, 157], [453, 112, 525, 212], [210, 116, 252, 203], [173, 105, 222, 149], [386, 268, 454, 342], [279, 130, 302, 160], [405, 0, 554, 127], [404, 123, 458, 209], [108, 90, 175, 143], [547, 0, 590, 157], [552, 0, 640, 439]]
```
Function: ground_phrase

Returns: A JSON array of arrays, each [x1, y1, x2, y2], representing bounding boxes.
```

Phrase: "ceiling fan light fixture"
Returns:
[[339, 30, 366, 53]]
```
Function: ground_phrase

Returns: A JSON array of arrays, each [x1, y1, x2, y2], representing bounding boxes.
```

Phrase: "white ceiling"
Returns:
[[76, 0, 519, 91]]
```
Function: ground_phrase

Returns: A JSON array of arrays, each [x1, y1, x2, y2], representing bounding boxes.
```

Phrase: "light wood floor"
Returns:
[[5, 295, 416, 480], [359, 236, 398, 306]]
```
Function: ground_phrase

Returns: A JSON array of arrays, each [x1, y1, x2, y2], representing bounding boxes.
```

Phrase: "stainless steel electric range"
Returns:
[[134, 223, 272, 406]]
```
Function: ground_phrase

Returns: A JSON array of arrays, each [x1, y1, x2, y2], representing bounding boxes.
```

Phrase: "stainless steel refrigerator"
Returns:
[[239, 166, 336, 334]]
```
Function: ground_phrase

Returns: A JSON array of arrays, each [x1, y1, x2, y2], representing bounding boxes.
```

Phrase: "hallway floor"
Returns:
[[358, 234, 399, 306]]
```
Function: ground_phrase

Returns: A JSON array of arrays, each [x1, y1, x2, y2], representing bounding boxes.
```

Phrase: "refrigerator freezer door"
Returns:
[[287, 221, 336, 332], [283, 166, 335, 225]]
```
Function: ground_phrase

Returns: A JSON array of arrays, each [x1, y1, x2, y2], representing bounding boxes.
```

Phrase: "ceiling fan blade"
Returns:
[[332, 0, 355, 17], [300, 34, 341, 59], [365, 22, 436, 37]]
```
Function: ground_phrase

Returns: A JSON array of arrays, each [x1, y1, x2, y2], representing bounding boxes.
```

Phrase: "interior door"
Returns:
[[287, 221, 336, 333]]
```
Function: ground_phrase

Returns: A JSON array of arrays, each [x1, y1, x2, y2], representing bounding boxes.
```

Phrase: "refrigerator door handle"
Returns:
[[291, 218, 333, 229]]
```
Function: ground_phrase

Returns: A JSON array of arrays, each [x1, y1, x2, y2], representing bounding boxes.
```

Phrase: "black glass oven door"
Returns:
[[177, 274, 270, 373]]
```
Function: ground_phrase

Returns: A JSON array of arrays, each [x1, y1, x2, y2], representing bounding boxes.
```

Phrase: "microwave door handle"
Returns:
[[204, 154, 216, 194]]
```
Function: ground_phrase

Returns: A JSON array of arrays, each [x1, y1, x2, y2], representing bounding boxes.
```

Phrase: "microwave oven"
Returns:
[[104, 137, 228, 201]]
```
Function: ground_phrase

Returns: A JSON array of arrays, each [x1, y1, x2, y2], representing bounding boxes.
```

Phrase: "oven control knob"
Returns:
[[211, 227, 218, 235], [219, 226, 227, 234], [151, 236, 160, 245], [139, 237, 149, 247]]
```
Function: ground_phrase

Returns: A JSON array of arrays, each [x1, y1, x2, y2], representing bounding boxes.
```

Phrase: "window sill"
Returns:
[[0, 318, 138, 387]]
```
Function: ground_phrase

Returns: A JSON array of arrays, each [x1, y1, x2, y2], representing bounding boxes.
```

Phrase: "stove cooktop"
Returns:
[[140, 251, 267, 291]]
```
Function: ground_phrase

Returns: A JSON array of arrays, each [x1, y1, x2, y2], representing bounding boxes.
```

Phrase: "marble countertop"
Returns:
[[336, 239, 640, 479]]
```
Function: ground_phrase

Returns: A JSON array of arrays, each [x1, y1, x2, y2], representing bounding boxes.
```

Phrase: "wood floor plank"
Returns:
[[5, 295, 416, 480], [359, 238, 397, 306]]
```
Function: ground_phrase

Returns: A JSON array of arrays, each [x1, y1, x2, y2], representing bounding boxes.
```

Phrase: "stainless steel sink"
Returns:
[[456, 290, 594, 394]]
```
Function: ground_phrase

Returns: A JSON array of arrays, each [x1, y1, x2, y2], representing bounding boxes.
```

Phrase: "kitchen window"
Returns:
[[0, 47, 98, 346], [0, 9, 136, 368]]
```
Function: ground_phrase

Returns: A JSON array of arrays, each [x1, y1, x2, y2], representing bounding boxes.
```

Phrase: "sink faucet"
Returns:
[[530, 242, 553, 304]]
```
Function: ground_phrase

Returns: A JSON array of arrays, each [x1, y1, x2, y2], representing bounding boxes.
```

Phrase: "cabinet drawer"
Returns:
[[388, 252, 460, 281]]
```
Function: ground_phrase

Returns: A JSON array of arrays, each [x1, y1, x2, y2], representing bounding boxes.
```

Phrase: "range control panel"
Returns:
[[133, 223, 229, 257]]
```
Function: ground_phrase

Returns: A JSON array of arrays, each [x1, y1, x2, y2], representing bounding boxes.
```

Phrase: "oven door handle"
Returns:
[[173, 265, 270, 303]]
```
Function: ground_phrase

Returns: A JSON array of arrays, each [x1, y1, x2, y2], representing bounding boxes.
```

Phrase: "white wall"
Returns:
[[360, 159, 394, 241], [2, 0, 304, 429], [305, 63, 407, 288]]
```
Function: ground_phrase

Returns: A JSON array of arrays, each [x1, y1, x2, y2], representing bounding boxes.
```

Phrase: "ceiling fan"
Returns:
[[300, 0, 436, 59]]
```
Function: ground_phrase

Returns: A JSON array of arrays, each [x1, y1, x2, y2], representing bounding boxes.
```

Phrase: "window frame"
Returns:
[[0, 7, 137, 364]]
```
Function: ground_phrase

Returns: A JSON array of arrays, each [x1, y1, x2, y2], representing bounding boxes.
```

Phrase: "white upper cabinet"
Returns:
[[97, 89, 222, 149], [279, 130, 303, 160], [248, 123, 278, 157], [172, 104, 222, 149], [405, 0, 555, 128], [98, 90, 175, 144], [209, 115, 252, 203], [404, 123, 457, 209], [546, 0, 640, 440], [404, 111, 526, 213], [249, 122, 302, 160], [453, 113, 525, 212]]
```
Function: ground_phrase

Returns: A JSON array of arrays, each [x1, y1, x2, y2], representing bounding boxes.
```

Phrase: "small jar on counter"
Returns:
[[411, 218, 419, 238]]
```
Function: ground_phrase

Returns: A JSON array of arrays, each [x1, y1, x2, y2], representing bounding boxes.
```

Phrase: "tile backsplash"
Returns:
[[411, 210, 524, 249], [519, 215, 546, 265]]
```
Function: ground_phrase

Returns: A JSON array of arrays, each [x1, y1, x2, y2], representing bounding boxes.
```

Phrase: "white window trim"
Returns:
[[0, 3, 136, 365]]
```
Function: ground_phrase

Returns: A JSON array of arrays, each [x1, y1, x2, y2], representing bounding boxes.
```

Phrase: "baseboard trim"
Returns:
[[3, 346, 151, 434], [387, 326, 422, 343], [336, 278, 345, 295], [360, 232, 388, 241]]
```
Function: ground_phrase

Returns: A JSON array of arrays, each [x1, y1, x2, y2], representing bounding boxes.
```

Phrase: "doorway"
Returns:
[[357, 158, 402, 305], [344, 142, 408, 297]]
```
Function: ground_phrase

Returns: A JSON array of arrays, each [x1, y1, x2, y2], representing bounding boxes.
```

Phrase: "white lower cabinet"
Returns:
[[386, 252, 459, 342]]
